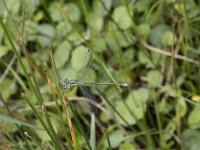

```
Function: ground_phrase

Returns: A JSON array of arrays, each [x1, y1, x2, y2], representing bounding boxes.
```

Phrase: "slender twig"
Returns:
[[141, 41, 199, 64]]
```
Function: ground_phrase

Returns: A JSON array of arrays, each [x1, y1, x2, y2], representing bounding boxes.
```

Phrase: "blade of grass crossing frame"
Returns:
[[90, 113, 96, 150], [50, 46, 90, 150], [21, 93, 60, 149], [46, 71, 74, 150]]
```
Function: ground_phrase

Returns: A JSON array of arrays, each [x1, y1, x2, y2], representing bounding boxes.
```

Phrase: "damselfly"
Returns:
[[60, 79, 129, 114], [60, 49, 129, 114], [61, 79, 129, 88]]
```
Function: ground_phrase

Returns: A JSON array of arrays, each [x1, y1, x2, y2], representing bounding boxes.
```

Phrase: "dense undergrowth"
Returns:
[[0, 0, 200, 149]]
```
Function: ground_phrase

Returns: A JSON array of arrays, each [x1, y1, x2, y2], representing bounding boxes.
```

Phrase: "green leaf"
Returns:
[[33, 11, 44, 22], [2, 121, 18, 134], [78, 68, 96, 83], [115, 90, 146, 126], [24, 20, 38, 41], [71, 45, 91, 70], [174, 4, 184, 16], [158, 98, 173, 114], [176, 98, 187, 117], [137, 23, 150, 40], [56, 21, 72, 37], [23, 0, 39, 15], [112, 6, 132, 30], [0, 78, 17, 100], [37, 24, 55, 38], [147, 70, 163, 87], [59, 66, 78, 81], [188, 106, 200, 129], [160, 85, 177, 97], [32, 49, 50, 66], [176, 74, 187, 87], [6, 0, 20, 14], [138, 50, 155, 68], [133, 88, 149, 102], [92, 0, 112, 17], [182, 129, 200, 150], [63, 3, 80, 22], [119, 143, 136, 150], [151, 53, 161, 66], [105, 130, 124, 148], [0, 45, 9, 57], [35, 118, 59, 141], [90, 37, 106, 52], [161, 31, 177, 46], [49, 2, 80, 22], [149, 24, 170, 47], [135, 1, 148, 13], [163, 118, 177, 141], [68, 31, 83, 41], [105, 30, 120, 51], [49, 2, 63, 22], [116, 30, 135, 47], [54, 41, 72, 68], [36, 24, 55, 47], [99, 111, 110, 123], [86, 13, 103, 32]]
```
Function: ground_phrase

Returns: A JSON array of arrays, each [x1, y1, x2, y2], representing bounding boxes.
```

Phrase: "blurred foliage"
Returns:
[[0, 0, 200, 149]]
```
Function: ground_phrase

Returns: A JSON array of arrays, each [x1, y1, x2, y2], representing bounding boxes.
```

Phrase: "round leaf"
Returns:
[[37, 24, 55, 38], [115, 91, 146, 126], [137, 23, 150, 40], [188, 106, 200, 129], [49, 2, 80, 22], [138, 50, 154, 68], [0, 46, 9, 58], [78, 68, 96, 83], [56, 21, 72, 37], [63, 3, 80, 22], [90, 37, 106, 52], [54, 41, 72, 68], [147, 70, 163, 87], [133, 88, 149, 102], [161, 31, 177, 46], [59, 66, 78, 81], [112, 6, 133, 30], [105, 130, 124, 148], [176, 98, 187, 117], [71, 46, 91, 70], [92, 0, 112, 17], [86, 13, 103, 32], [149, 24, 170, 47], [0, 78, 17, 100], [36, 24, 55, 47]]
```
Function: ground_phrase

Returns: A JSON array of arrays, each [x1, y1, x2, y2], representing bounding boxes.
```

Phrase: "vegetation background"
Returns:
[[0, 0, 200, 149]]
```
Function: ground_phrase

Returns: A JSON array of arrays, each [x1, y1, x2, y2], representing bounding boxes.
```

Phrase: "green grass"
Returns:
[[1, 0, 200, 149]]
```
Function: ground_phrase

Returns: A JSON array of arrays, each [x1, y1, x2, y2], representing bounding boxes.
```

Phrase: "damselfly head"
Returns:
[[60, 78, 69, 88]]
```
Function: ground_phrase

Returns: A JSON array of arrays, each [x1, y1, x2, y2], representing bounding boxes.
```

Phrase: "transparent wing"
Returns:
[[76, 50, 97, 82], [78, 84, 98, 114]]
